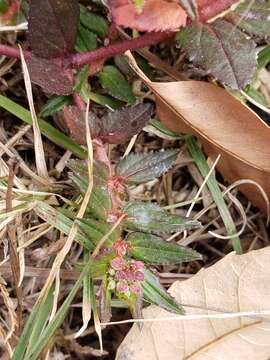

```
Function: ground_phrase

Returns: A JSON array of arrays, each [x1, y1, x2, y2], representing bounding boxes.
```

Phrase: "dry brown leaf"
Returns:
[[125, 52, 270, 214], [117, 246, 270, 360]]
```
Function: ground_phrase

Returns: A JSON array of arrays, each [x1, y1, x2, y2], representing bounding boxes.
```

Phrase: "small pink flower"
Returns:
[[110, 257, 125, 271], [116, 280, 129, 293], [125, 271, 136, 281], [113, 239, 129, 257], [130, 283, 141, 296], [134, 260, 144, 271], [115, 270, 127, 280], [134, 271, 144, 281]]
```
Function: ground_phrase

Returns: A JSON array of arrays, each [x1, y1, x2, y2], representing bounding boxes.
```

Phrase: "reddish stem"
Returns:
[[0, 44, 30, 59], [199, 0, 239, 22], [70, 31, 173, 68]]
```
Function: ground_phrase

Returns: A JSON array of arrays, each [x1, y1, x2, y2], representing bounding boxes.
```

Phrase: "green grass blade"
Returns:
[[25, 260, 92, 360], [0, 95, 87, 159], [186, 136, 242, 253], [12, 287, 54, 360]]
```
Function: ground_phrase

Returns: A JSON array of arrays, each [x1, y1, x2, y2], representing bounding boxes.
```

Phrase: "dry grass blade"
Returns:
[[19, 46, 49, 180], [5, 158, 23, 333]]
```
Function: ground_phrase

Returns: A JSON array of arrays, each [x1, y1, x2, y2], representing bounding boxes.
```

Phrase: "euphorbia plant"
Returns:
[[1, 0, 269, 357], [60, 102, 202, 320]]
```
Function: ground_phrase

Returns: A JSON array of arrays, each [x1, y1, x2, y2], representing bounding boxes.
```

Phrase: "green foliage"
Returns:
[[98, 65, 136, 104], [142, 268, 184, 314], [123, 202, 200, 234], [127, 232, 202, 265], [116, 149, 178, 184]]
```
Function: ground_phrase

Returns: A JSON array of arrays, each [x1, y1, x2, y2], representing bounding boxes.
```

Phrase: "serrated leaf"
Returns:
[[116, 149, 178, 184], [68, 159, 109, 186], [77, 218, 120, 246], [123, 202, 200, 234], [142, 268, 184, 314], [34, 202, 94, 250], [28, 0, 80, 59], [98, 103, 153, 144], [226, 0, 270, 40], [26, 56, 74, 95], [63, 103, 152, 145], [68, 161, 111, 220], [75, 25, 97, 53], [98, 65, 136, 104], [79, 4, 108, 38], [40, 96, 72, 117], [109, 0, 187, 32], [127, 232, 201, 265], [176, 19, 257, 89]]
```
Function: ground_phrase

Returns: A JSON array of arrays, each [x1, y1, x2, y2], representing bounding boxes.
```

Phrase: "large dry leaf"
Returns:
[[117, 246, 270, 360], [126, 53, 270, 214]]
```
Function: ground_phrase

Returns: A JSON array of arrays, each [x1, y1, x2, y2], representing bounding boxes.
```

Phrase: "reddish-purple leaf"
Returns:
[[176, 19, 257, 89], [63, 103, 153, 145], [28, 0, 80, 59], [26, 56, 74, 95], [98, 103, 153, 144], [62, 106, 98, 144]]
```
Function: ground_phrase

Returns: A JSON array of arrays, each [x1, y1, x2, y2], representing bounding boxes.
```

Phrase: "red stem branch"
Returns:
[[0, 44, 30, 59], [70, 31, 173, 68]]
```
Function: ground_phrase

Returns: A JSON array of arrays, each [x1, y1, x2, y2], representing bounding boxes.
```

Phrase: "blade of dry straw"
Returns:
[[19, 46, 49, 179]]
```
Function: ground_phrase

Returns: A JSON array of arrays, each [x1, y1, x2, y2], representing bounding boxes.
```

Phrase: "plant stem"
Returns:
[[70, 31, 173, 68], [0, 44, 28, 59]]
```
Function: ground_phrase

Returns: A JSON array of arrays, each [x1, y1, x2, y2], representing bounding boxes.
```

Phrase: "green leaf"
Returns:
[[176, 19, 257, 89], [75, 25, 97, 53], [40, 96, 72, 117], [116, 149, 178, 184], [79, 4, 108, 38], [123, 202, 200, 234], [77, 218, 120, 246], [74, 65, 91, 101], [71, 176, 112, 220], [227, 0, 270, 40], [68, 160, 112, 220], [68, 159, 109, 186], [258, 45, 270, 69], [142, 268, 184, 314], [90, 253, 115, 278], [34, 202, 94, 250], [89, 91, 123, 109], [149, 119, 181, 138], [99, 65, 136, 104], [127, 232, 201, 265]]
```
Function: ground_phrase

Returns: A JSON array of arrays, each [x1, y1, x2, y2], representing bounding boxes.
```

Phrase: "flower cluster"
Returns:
[[108, 256, 144, 297]]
